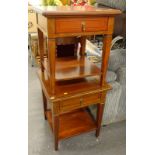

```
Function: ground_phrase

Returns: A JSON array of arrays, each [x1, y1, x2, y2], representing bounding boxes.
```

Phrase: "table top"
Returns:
[[32, 5, 121, 17]]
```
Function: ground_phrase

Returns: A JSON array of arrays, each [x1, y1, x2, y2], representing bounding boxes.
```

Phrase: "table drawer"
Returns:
[[83, 93, 101, 106], [59, 92, 105, 113], [55, 17, 108, 33], [60, 97, 81, 112]]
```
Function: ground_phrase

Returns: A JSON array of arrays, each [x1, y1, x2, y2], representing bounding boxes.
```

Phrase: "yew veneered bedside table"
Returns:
[[32, 5, 121, 150]]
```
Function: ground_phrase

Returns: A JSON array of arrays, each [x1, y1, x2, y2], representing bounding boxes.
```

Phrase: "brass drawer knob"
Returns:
[[81, 22, 86, 32]]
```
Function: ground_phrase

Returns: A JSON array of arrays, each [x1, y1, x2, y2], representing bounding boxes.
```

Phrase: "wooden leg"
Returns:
[[100, 34, 112, 86], [80, 36, 86, 56], [96, 103, 105, 137], [37, 28, 44, 72], [47, 39, 56, 95], [53, 115, 59, 151], [42, 90, 47, 120]]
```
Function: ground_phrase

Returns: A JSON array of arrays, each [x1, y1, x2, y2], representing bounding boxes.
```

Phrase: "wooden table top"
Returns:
[[32, 5, 121, 17]]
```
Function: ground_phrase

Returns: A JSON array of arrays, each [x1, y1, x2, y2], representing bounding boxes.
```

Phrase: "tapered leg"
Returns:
[[42, 90, 47, 120], [100, 34, 112, 86], [47, 39, 56, 95], [53, 115, 59, 151], [80, 36, 86, 56], [37, 28, 44, 73], [96, 103, 105, 137]]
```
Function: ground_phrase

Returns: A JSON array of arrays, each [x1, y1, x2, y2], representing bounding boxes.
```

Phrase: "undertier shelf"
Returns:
[[37, 69, 104, 98], [45, 108, 97, 140], [42, 56, 101, 81]]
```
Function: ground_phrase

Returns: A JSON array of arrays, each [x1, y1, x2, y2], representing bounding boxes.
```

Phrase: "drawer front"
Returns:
[[85, 18, 108, 32], [55, 17, 108, 33], [83, 93, 101, 106], [59, 92, 106, 113], [60, 97, 81, 112]]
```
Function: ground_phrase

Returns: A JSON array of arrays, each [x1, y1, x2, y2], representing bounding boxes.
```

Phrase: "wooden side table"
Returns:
[[32, 5, 121, 150]]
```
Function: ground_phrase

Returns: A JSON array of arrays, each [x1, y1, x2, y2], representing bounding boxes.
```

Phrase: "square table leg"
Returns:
[[42, 90, 47, 120], [53, 115, 59, 150], [96, 103, 105, 137]]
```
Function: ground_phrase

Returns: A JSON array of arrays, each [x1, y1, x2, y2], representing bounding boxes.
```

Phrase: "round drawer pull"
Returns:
[[81, 22, 86, 32]]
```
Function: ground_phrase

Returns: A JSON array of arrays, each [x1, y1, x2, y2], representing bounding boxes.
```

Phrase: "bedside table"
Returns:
[[32, 5, 121, 150]]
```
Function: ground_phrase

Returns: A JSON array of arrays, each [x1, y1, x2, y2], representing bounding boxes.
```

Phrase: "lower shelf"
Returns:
[[45, 108, 97, 140]]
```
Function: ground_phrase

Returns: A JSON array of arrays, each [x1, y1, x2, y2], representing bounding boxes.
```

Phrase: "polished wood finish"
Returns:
[[42, 90, 47, 120], [96, 103, 105, 137], [80, 36, 86, 56], [42, 56, 101, 81], [34, 6, 121, 38], [56, 56, 101, 81], [101, 34, 112, 86], [47, 39, 56, 95], [33, 5, 121, 150], [53, 115, 59, 150], [37, 28, 44, 72], [46, 109, 96, 140], [45, 110, 53, 130], [83, 92, 101, 106], [37, 70, 111, 101], [55, 17, 108, 33], [33, 5, 121, 17]]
